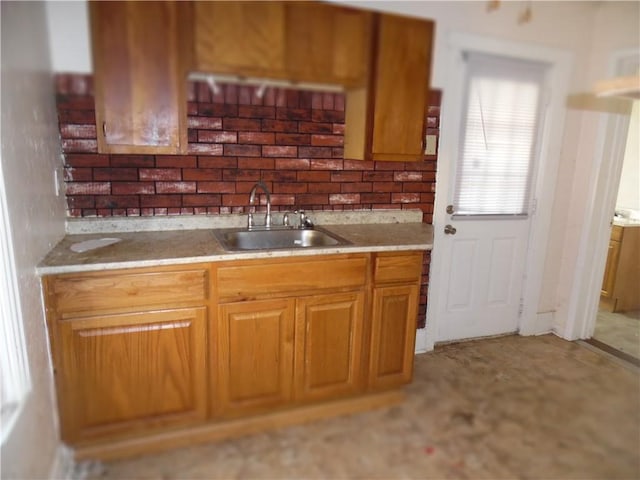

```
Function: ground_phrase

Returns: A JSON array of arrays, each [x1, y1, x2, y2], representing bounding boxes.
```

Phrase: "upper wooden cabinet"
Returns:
[[193, 2, 287, 79], [344, 14, 434, 162], [90, 1, 189, 154], [192, 1, 371, 87], [284, 3, 372, 87], [370, 14, 433, 161], [89, 2, 432, 159]]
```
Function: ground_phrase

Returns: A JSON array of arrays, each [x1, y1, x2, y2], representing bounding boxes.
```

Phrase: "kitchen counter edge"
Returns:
[[38, 223, 434, 276]]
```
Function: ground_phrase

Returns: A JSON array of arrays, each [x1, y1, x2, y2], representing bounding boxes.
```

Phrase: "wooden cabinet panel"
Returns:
[[370, 284, 419, 389], [601, 225, 640, 312], [217, 299, 295, 417], [90, 1, 189, 154], [193, 2, 371, 86], [344, 14, 434, 162], [49, 267, 208, 317], [216, 255, 367, 302], [285, 3, 371, 87], [294, 292, 365, 401], [194, 1, 286, 78], [44, 251, 425, 455], [610, 225, 623, 242], [57, 308, 207, 443], [601, 239, 621, 298], [374, 252, 424, 284], [370, 14, 433, 161]]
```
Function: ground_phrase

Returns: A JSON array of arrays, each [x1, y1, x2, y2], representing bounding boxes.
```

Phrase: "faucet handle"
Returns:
[[298, 210, 314, 229]]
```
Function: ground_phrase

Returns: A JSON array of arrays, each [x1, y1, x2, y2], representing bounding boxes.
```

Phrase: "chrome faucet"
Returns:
[[294, 209, 314, 229], [248, 181, 271, 229]]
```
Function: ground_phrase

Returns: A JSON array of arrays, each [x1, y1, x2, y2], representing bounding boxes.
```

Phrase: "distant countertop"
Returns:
[[38, 222, 433, 275], [613, 217, 640, 228]]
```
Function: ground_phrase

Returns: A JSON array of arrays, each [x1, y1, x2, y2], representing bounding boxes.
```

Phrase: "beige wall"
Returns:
[[616, 101, 640, 212], [0, 1, 67, 478], [544, 1, 639, 331]]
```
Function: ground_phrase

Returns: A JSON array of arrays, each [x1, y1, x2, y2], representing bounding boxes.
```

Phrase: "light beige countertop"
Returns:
[[38, 221, 433, 275], [613, 217, 640, 228]]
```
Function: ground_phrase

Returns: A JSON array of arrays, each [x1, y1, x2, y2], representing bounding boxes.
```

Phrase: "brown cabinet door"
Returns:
[[57, 307, 207, 443], [294, 292, 365, 402], [194, 1, 286, 78], [216, 299, 295, 417], [370, 284, 419, 389], [370, 14, 434, 161], [90, 1, 188, 154], [285, 3, 371, 87], [601, 239, 621, 298]]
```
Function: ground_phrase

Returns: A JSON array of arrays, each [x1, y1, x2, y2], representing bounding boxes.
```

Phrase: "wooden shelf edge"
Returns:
[[594, 75, 640, 100], [73, 390, 405, 462]]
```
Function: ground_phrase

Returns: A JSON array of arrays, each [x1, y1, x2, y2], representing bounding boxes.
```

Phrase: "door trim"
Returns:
[[562, 49, 638, 340], [425, 32, 573, 350]]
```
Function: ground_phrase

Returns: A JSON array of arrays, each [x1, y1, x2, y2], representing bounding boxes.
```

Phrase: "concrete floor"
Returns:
[[594, 309, 640, 360], [87, 334, 640, 480]]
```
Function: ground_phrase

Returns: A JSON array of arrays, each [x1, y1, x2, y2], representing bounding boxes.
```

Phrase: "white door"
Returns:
[[434, 51, 548, 342]]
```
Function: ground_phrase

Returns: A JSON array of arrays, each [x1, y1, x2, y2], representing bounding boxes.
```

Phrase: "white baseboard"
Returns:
[[414, 328, 430, 354], [49, 445, 105, 480], [49, 444, 74, 480]]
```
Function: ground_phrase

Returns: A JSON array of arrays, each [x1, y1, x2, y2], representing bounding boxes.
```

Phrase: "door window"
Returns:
[[453, 52, 548, 217]]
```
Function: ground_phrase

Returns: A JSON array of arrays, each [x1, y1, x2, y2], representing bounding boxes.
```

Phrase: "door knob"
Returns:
[[444, 224, 457, 235]]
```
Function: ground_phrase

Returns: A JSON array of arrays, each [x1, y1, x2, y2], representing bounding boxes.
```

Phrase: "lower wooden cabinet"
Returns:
[[370, 285, 419, 389], [44, 264, 211, 445], [369, 252, 423, 390], [294, 292, 365, 402], [43, 252, 423, 458], [600, 225, 640, 312], [601, 237, 621, 298], [56, 307, 208, 443], [217, 298, 295, 417]]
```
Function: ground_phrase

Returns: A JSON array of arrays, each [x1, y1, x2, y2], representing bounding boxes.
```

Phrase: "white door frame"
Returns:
[[561, 49, 638, 341], [425, 32, 573, 351]]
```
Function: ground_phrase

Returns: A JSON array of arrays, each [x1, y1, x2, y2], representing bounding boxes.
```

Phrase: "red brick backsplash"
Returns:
[[55, 73, 440, 328]]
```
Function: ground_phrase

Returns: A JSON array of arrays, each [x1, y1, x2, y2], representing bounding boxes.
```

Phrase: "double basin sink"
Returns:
[[213, 227, 351, 251]]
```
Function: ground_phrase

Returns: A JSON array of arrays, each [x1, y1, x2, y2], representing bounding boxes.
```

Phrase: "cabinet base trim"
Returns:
[[73, 391, 405, 461]]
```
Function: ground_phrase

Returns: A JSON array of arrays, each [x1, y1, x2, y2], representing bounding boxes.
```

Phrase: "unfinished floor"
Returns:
[[87, 334, 640, 480], [594, 309, 640, 360]]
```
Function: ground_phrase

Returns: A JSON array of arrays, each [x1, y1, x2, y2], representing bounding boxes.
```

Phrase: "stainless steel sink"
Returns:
[[213, 227, 351, 251]]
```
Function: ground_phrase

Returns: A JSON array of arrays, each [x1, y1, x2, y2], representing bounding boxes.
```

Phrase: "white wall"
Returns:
[[616, 101, 640, 213], [0, 2, 67, 478], [45, 0, 91, 73]]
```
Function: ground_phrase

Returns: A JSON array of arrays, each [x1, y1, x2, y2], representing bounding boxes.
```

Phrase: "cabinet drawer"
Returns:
[[217, 255, 367, 301], [374, 252, 423, 284], [611, 225, 623, 242], [49, 267, 208, 315]]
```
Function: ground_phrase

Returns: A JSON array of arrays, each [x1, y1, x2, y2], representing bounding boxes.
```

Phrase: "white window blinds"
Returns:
[[453, 52, 547, 216]]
